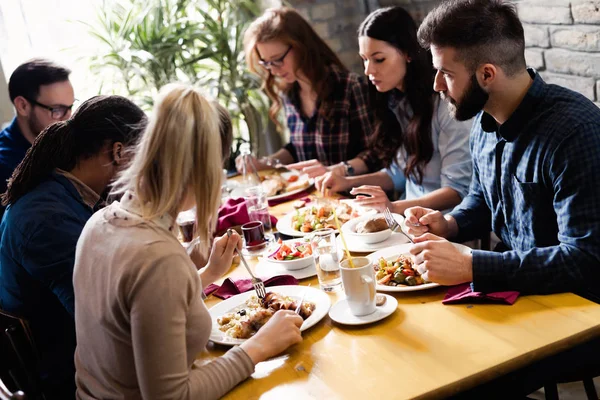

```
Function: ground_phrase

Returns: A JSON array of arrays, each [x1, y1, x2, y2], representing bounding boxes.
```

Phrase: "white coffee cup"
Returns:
[[340, 257, 376, 316]]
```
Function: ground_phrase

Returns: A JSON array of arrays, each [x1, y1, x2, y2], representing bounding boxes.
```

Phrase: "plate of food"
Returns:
[[208, 285, 331, 345], [262, 171, 313, 201], [367, 243, 472, 292], [276, 200, 374, 237], [229, 171, 313, 201]]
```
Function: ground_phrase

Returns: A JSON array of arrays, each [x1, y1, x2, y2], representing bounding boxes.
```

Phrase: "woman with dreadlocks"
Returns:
[[0, 95, 146, 400]]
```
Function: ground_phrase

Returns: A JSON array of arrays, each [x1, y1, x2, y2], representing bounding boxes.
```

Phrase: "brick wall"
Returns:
[[519, 0, 600, 105]]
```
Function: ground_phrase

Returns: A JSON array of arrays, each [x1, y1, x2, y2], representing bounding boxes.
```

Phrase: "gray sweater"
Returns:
[[73, 192, 254, 399]]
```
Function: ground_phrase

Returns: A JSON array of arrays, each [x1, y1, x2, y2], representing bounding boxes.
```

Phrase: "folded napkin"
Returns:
[[268, 191, 313, 207], [443, 283, 520, 305], [217, 197, 277, 232], [204, 275, 299, 299]]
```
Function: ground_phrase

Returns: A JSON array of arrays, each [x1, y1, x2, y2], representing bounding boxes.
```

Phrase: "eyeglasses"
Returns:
[[258, 46, 292, 70], [24, 97, 76, 120]]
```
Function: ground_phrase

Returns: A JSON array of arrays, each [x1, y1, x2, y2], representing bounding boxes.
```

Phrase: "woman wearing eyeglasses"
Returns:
[[316, 7, 472, 215], [237, 7, 376, 178]]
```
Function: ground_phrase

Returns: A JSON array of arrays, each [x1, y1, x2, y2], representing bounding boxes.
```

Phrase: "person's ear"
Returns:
[[112, 142, 124, 166], [13, 96, 31, 117], [478, 64, 497, 88]]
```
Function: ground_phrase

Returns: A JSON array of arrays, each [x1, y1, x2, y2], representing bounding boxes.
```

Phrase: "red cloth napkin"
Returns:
[[268, 192, 313, 207], [204, 275, 299, 299], [217, 197, 277, 232], [443, 283, 520, 305]]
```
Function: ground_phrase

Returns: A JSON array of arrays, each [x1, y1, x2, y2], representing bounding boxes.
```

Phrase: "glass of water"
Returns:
[[244, 185, 272, 232], [310, 228, 342, 292]]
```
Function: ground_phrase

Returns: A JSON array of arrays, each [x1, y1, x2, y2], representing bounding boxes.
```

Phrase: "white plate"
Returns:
[[336, 232, 410, 253], [231, 174, 314, 201], [254, 259, 318, 280], [208, 285, 331, 345], [256, 244, 344, 279], [267, 172, 314, 202], [276, 204, 376, 238], [329, 294, 397, 325], [367, 243, 472, 292]]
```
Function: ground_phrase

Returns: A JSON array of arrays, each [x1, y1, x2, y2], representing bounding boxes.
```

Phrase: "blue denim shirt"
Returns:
[[0, 171, 96, 397], [0, 118, 31, 218], [450, 70, 600, 297]]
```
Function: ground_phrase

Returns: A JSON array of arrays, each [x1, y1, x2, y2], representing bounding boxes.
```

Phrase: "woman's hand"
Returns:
[[201, 231, 242, 285], [349, 185, 393, 212], [315, 171, 350, 195], [240, 310, 304, 364], [286, 159, 328, 178]]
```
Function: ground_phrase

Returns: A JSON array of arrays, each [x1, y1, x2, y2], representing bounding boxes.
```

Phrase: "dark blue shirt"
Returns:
[[0, 118, 31, 218], [0, 172, 94, 398], [450, 70, 600, 297]]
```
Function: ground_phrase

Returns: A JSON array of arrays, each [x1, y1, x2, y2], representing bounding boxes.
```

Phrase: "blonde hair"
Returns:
[[244, 7, 347, 130], [112, 84, 222, 255]]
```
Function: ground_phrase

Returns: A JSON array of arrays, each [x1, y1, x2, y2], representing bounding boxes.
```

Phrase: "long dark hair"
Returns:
[[359, 7, 435, 183], [244, 7, 348, 130], [2, 95, 146, 206]]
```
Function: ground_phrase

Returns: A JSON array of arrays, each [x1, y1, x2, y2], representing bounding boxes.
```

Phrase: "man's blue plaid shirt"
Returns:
[[450, 70, 600, 297]]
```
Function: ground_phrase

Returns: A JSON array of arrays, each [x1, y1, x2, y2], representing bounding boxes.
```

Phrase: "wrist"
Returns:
[[240, 339, 267, 364], [444, 215, 459, 238], [463, 252, 474, 282], [341, 161, 355, 176], [199, 267, 218, 288]]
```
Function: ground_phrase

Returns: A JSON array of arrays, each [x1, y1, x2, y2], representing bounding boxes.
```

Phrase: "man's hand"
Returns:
[[409, 233, 473, 285], [404, 206, 455, 239]]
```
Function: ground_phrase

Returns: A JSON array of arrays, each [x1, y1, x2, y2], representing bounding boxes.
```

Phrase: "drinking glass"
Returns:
[[244, 186, 272, 231], [310, 228, 342, 292]]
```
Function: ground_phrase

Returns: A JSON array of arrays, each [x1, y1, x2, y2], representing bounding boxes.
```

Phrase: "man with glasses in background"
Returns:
[[0, 58, 74, 217]]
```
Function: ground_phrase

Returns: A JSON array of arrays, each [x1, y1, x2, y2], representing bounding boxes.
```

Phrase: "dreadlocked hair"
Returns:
[[2, 95, 146, 206]]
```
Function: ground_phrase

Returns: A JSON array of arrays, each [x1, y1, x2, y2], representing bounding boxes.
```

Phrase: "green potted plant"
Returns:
[[81, 0, 279, 170]]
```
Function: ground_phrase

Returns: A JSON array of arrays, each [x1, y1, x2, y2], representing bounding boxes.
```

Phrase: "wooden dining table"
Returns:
[[203, 179, 600, 399]]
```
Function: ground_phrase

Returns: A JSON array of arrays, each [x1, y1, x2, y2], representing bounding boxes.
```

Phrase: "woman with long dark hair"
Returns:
[[317, 7, 472, 214], [237, 7, 375, 178], [0, 95, 146, 399]]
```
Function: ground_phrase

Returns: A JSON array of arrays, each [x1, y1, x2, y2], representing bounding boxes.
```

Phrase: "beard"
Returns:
[[441, 73, 489, 121], [26, 112, 47, 138]]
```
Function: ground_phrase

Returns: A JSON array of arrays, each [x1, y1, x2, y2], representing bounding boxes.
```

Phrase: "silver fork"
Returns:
[[383, 207, 415, 244], [226, 229, 266, 299]]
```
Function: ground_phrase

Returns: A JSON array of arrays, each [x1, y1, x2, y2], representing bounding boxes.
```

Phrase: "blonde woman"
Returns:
[[73, 84, 303, 400]]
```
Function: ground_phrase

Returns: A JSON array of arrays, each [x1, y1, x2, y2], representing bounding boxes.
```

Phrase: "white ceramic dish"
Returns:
[[208, 285, 331, 345], [262, 238, 314, 270], [329, 294, 397, 325], [336, 230, 410, 253], [230, 173, 314, 201], [341, 213, 393, 244], [367, 243, 472, 292], [254, 259, 317, 280]]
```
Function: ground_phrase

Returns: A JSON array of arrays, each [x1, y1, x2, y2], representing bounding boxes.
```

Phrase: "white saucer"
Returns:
[[328, 294, 398, 326], [254, 259, 317, 280]]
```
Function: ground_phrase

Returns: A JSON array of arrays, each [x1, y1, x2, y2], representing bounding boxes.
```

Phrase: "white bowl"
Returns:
[[341, 213, 392, 244], [262, 239, 315, 271]]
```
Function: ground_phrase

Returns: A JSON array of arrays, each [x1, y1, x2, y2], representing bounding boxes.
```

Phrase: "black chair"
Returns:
[[544, 374, 599, 400], [0, 310, 44, 400]]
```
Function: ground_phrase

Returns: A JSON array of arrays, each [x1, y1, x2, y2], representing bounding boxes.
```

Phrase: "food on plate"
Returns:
[[260, 173, 310, 197], [217, 292, 316, 339], [291, 202, 356, 233], [355, 217, 389, 234], [374, 254, 427, 286], [268, 238, 312, 260], [292, 199, 307, 209]]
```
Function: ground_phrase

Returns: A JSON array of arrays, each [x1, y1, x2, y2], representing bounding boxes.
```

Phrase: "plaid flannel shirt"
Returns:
[[450, 70, 600, 298], [283, 66, 373, 166]]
